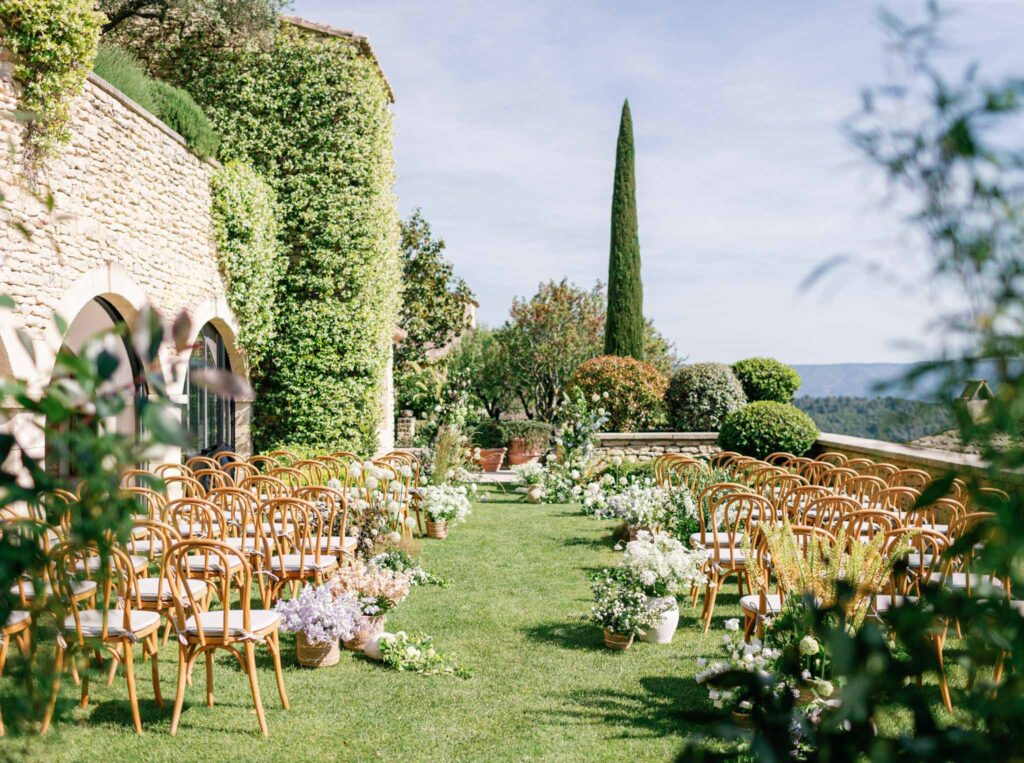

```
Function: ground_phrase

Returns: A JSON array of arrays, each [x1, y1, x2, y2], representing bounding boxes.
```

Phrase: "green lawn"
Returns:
[[0, 490, 743, 761], [0, 490, 958, 761]]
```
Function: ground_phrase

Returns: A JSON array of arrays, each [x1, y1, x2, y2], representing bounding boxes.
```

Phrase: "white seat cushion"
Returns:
[[316, 536, 357, 554], [75, 555, 148, 575], [871, 594, 918, 612], [267, 554, 338, 573], [11, 578, 96, 600], [943, 572, 1004, 591], [740, 593, 782, 614], [186, 555, 244, 574], [184, 609, 280, 637], [63, 609, 160, 638], [135, 577, 208, 602], [4, 611, 29, 630], [709, 547, 747, 564], [127, 539, 163, 557], [225, 537, 267, 554]]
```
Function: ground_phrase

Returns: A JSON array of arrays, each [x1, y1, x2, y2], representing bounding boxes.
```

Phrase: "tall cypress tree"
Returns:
[[604, 99, 644, 358]]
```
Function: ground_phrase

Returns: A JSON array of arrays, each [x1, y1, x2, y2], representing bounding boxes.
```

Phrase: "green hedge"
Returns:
[[718, 401, 819, 459], [185, 29, 401, 453], [92, 44, 219, 159], [732, 357, 801, 403], [666, 363, 746, 431], [502, 420, 553, 449], [210, 161, 282, 370]]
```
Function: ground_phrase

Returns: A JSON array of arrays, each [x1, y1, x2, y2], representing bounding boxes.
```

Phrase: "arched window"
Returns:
[[185, 323, 235, 455]]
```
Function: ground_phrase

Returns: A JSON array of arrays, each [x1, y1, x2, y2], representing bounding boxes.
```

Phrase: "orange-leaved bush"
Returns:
[[569, 355, 667, 432]]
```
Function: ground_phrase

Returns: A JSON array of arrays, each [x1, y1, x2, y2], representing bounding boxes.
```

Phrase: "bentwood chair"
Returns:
[[293, 460, 332, 486], [261, 498, 338, 605], [223, 461, 259, 485], [247, 454, 280, 473], [295, 486, 354, 560], [0, 610, 30, 735], [42, 544, 163, 735], [888, 469, 932, 491], [166, 540, 289, 737], [185, 456, 221, 473], [814, 451, 849, 466], [154, 463, 193, 480]]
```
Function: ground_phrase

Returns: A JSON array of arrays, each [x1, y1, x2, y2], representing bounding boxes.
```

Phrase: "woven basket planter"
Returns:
[[426, 520, 449, 539], [343, 616, 385, 652], [296, 633, 340, 667], [602, 628, 634, 650]]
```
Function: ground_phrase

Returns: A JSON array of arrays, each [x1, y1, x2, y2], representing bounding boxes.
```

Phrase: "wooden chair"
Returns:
[[266, 450, 300, 466], [154, 463, 193, 480], [165, 540, 289, 737], [268, 467, 305, 491], [120, 469, 157, 489], [124, 486, 167, 521], [42, 544, 163, 735], [295, 486, 354, 560], [293, 460, 332, 486], [185, 455, 221, 472], [802, 495, 860, 530], [834, 509, 903, 543], [247, 454, 280, 473], [764, 452, 797, 466], [261, 498, 339, 605], [193, 468, 234, 492], [888, 469, 932, 491], [840, 475, 887, 505], [796, 459, 832, 485], [0, 610, 31, 735], [815, 452, 849, 466], [861, 462, 899, 480], [164, 475, 206, 500], [224, 461, 258, 485], [819, 467, 858, 491], [238, 475, 290, 502]]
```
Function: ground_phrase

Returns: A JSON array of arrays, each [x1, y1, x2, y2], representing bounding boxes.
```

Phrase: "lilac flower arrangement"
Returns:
[[275, 583, 361, 645]]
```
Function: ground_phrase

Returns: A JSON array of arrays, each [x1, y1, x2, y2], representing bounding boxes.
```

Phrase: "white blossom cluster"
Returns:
[[619, 531, 710, 595], [695, 623, 780, 709], [275, 583, 361, 645], [420, 485, 472, 524], [604, 483, 673, 527]]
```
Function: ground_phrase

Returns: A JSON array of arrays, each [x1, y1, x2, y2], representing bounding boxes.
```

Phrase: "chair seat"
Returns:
[[186, 555, 244, 574], [63, 609, 161, 639], [11, 578, 97, 601], [871, 594, 918, 612], [943, 572, 1004, 591], [127, 539, 163, 557], [3, 610, 30, 632], [184, 609, 280, 637], [316, 536, 357, 554], [689, 532, 745, 548], [135, 577, 208, 602], [225, 537, 267, 554], [267, 554, 339, 573], [75, 555, 148, 575], [708, 547, 747, 565], [740, 593, 782, 615]]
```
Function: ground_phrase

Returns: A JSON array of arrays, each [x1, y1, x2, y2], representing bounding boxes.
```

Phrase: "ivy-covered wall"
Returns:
[[185, 28, 401, 454]]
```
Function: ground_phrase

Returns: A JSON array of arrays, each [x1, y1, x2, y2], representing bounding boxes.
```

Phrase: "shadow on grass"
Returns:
[[562, 535, 615, 551], [530, 675, 722, 740], [522, 620, 605, 651]]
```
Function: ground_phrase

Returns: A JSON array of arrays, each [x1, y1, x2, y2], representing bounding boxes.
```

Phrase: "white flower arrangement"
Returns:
[[420, 485, 472, 524], [603, 483, 672, 527], [695, 628, 781, 710], [620, 531, 709, 596], [513, 461, 545, 486]]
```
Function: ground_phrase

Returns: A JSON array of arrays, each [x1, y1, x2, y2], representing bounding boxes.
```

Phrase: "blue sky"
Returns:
[[293, 0, 1024, 364]]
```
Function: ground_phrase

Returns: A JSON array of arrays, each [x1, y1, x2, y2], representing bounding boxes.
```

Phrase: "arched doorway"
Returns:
[[50, 297, 146, 475], [184, 322, 235, 455]]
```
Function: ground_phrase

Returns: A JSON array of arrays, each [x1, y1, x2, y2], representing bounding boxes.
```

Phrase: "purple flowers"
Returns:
[[275, 583, 361, 645]]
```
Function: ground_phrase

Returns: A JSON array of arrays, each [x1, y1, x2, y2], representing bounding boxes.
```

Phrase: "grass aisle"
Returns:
[[1, 491, 740, 762]]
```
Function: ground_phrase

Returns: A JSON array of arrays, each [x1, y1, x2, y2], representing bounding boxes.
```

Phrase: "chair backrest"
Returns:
[[154, 463, 193, 480], [125, 518, 181, 589], [263, 497, 328, 572], [207, 487, 261, 539], [835, 509, 903, 543], [266, 450, 300, 466], [888, 527, 948, 594], [296, 486, 348, 543], [6, 517, 59, 606], [860, 462, 899, 480], [124, 486, 167, 520], [238, 475, 290, 501], [120, 469, 157, 489], [818, 467, 858, 491], [185, 455, 221, 473], [910, 497, 965, 530], [193, 468, 234, 491], [293, 459, 332, 486], [840, 475, 888, 504], [780, 456, 814, 474], [759, 473, 808, 509], [164, 498, 224, 540], [749, 465, 785, 492], [781, 485, 829, 521], [815, 451, 849, 466], [224, 461, 259, 484], [701, 491, 768, 558], [795, 459, 832, 485], [844, 458, 876, 472], [164, 475, 206, 500], [887, 469, 931, 491], [269, 467, 305, 490], [247, 454, 280, 473], [708, 451, 744, 470], [164, 540, 253, 645], [316, 456, 349, 484], [52, 542, 141, 644], [764, 452, 797, 466], [804, 495, 861, 529], [866, 486, 920, 514], [660, 458, 705, 493]]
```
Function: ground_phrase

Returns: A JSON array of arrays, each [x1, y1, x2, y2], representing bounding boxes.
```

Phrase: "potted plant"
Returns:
[[695, 619, 781, 719], [420, 484, 472, 539], [590, 568, 661, 650], [275, 583, 361, 667], [513, 462, 546, 503], [620, 531, 709, 644], [471, 419, 508, 472], [331, 561, 413, 651], [503, 421, 553, 466]]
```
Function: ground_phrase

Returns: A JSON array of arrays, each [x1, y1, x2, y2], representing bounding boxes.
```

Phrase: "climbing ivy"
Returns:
[[185, 28, 400, 453], [209, 160, 282, 371], [0, 0, 104, 161]]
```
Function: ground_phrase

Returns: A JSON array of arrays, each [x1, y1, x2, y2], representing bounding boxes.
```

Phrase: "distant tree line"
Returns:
[[795, 395, 952, 443]]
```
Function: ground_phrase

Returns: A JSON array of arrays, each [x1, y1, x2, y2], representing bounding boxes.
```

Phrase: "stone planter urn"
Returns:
[[640, 595, 679, 644], [526, 485, 543, 504], [344, 615, 385, 652]]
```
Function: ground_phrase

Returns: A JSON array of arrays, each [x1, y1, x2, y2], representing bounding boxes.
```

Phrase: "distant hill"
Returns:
[[795, 395, 953, 443], [793, 363, 940, 400]]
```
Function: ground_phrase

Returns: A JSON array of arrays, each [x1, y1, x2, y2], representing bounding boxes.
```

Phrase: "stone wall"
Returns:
[[595, 432, 720, 462], [0, 65, 249, 461]]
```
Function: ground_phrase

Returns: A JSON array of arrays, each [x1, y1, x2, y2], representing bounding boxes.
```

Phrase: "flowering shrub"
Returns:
[[331, 560, 413, 616], [370, 548, 448, 587], [666, 363, 746, 431], [378, 631, 471, 678], [420, 485, 472, 524], [590, 568, 662, 636], [513, 461, 545, 486], [555, 389, 609, 468], [619, 531, 708, 596], [695, 622, 781, 711], [569, 355, 668, 431], [275, 584, 360, 644], [603, 483, 673, 527]]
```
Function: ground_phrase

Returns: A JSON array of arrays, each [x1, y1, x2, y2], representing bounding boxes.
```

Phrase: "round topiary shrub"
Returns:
[[666, 363, 746, 431], [569, 355, 668, 431], [718, 401, 819, 459], [732, 357, 801, 403]]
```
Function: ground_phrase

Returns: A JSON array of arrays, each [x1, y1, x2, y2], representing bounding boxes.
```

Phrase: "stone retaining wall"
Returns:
[[594, 432, 720, 462]]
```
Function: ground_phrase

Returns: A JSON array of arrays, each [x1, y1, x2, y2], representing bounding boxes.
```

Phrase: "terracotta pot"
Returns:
[[507, 438, 542, 466], [475, 447, 507, 472], [426, 519, 449, 539], [602, 628, 634, 650], [343, 615, 385, 652], [296, 632, 340, 667]]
